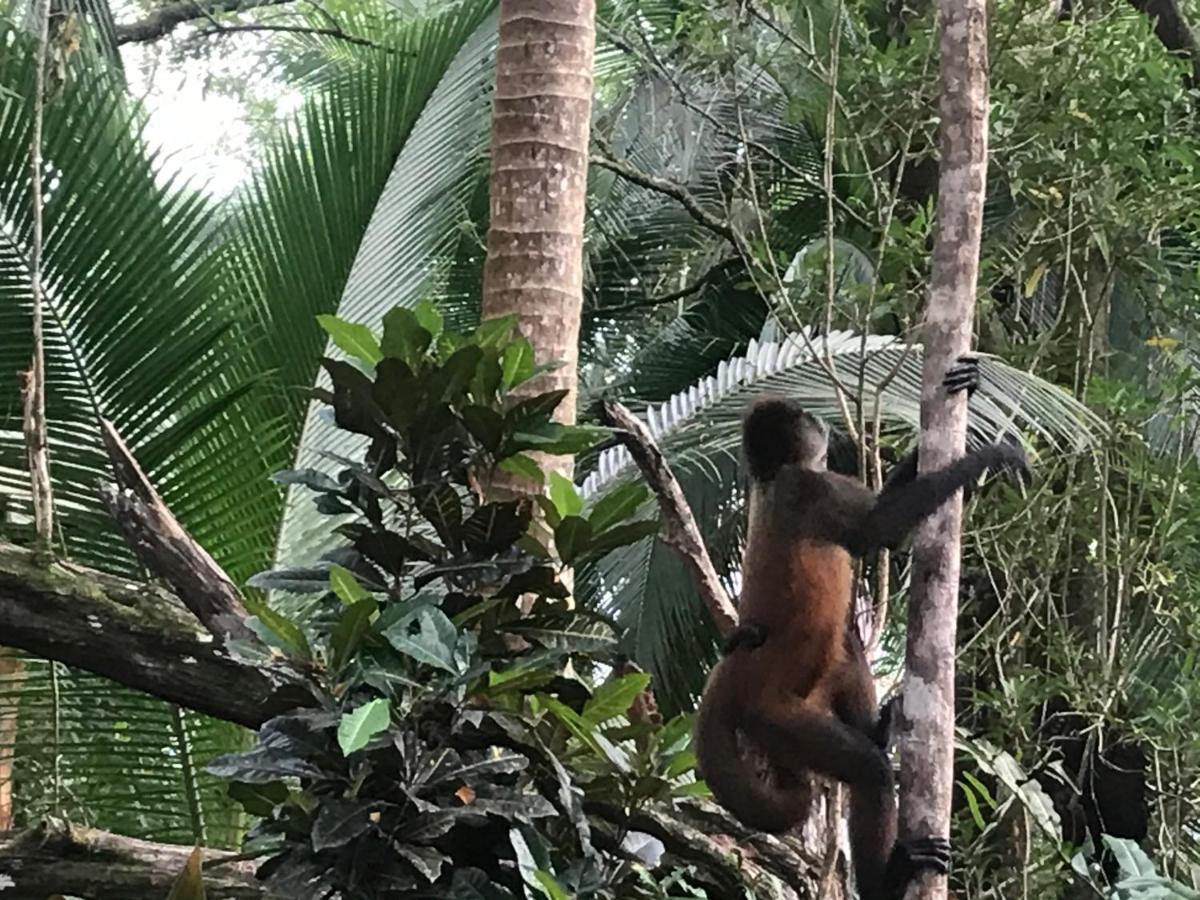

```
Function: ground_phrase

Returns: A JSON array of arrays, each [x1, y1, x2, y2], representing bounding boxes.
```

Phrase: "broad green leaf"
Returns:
[[381, 606, 460, 672], [533, 872, 569, 900], [381, 307, 433, 366], [312, 798, 378, 851], [317, 314, 382, 366], [338, 699, 392, 755], [227, 781, 289, 818], [553, 516, 592, 565], [475, 314, 518, 348], [330, 597, 379, 672], [539, 695, 630, 773], [664, 749, 697, 779], [497, 453, 544, 485], [413, 301, 444, 341], [548, 472, 583, 519], [501, 336, 537, 388], [582, 520, 661, 560], [330, 565, 372, 605], [243, 596, 312, 660], [582, 673, 652, 725]]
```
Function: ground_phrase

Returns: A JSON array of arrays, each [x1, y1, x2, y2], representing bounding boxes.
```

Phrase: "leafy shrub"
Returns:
[[209, 306, 704, 898]]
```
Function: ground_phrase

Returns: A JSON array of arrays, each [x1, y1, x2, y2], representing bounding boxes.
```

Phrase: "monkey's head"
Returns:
[[742, 396, 828, 482]]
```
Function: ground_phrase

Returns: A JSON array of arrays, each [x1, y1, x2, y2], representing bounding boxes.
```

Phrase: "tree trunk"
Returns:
[[895, 0, 990, 898], [482, 0, 594, 486]]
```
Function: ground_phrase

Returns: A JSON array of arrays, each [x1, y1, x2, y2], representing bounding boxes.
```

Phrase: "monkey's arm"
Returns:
[[846, 439, 1028, 554]]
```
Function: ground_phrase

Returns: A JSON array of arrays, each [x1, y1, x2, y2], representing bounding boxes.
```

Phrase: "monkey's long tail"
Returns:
[[693, 665, 806, 834]]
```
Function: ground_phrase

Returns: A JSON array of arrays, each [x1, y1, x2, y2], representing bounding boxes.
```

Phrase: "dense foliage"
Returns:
[[208, 308, 704, 898]]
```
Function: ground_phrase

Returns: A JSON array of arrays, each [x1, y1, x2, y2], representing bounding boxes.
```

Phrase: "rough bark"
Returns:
[[895, 0, 989, 898], [0, 821, 267, 899], [0, 542, 315, 728], [98, 418, 253, 642], [482, 0, 595, 487]]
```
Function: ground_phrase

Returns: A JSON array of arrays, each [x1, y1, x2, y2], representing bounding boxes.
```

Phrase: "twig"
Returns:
[[588, 257, 738, 316], [193, 22, 395, 51], [589, 150, 748, 257], [597, 400, 738, 636]]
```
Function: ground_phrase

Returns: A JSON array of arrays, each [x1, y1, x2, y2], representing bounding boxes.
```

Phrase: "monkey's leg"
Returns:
[[742, 706, 946, 900], [850, 439, 1030, 553]]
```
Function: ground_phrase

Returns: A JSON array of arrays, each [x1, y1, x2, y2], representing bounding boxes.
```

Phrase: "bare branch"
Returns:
[[596, 400, 738, 636], [113, 0, 296, 45], [193, 21, 395, 51], [0, 541, 316, 728], [0, 821, 268, 899], [98, 418, 253, 643], [589, 146, 750, 256]]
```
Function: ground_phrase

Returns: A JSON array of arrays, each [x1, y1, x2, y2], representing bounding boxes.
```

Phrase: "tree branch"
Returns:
[[0, 541, 316, 728], [596, 400, 738, 636], [99, 418, 254, 642], [193, 22, 395, 51], [589, 146, 750, 256], [0, 821, 268, 899], [113, 0, 296, 45]]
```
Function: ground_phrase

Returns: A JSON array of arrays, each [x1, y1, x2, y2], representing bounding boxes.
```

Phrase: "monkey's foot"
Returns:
[[942, 355, 980, 396], [886, 837, 952, 899]]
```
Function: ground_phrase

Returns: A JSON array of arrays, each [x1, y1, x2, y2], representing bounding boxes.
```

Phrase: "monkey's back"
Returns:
[[738, 470, 855, 702]]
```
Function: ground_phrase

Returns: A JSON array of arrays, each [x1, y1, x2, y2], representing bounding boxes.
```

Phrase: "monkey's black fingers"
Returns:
[[942, 355, 980, 396], [990, 434, 1032, 486], [904, 836, 952, 874]]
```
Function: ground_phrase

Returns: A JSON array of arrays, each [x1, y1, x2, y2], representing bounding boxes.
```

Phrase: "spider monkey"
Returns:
[[694, 357, 1029, 900]]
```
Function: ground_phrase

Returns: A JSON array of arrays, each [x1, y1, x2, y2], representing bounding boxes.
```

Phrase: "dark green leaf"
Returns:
[[338, 699, 391, 755], [272, 468, 341, 493], [372, 357, 418, 429], [330, 597, 379, 672], [381, 307, 433, 367], [243, 595, 312, 660], [381, 606, 459, 672], [462, 501, 531, 555], [496, 453, 544, 486], [507, 390, 569, 426], [474, 315, 518, 348], [501, 337, 536, 388], [322, 359, 389, 438], [414, 483, 463, 549], [548, 472, 583, 519], [583, 673, 652, 725], [330, 564, 372, 605], [311, 798, 377, 851], [580, 520, 661, 560], [396, 843, 448, 884], [553, 516, 592, 565], [317, 314, 382, 366], [207, 747, 323, 783], [588, 482, 651, 534], [462, 405, 505, 452], [228, 781, 289, 818]]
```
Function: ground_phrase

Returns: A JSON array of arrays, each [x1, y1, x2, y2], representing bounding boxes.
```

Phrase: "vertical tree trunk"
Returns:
[[896, 1, 989, 898], [482, 0, 595, 487]]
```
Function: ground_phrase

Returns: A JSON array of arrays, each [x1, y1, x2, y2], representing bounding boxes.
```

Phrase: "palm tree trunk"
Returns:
[[481, 0, 595, 488], [895, 0, 989, 897]]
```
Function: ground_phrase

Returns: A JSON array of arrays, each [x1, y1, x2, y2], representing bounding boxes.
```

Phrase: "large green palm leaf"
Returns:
[[0, 22, 260, 844]]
